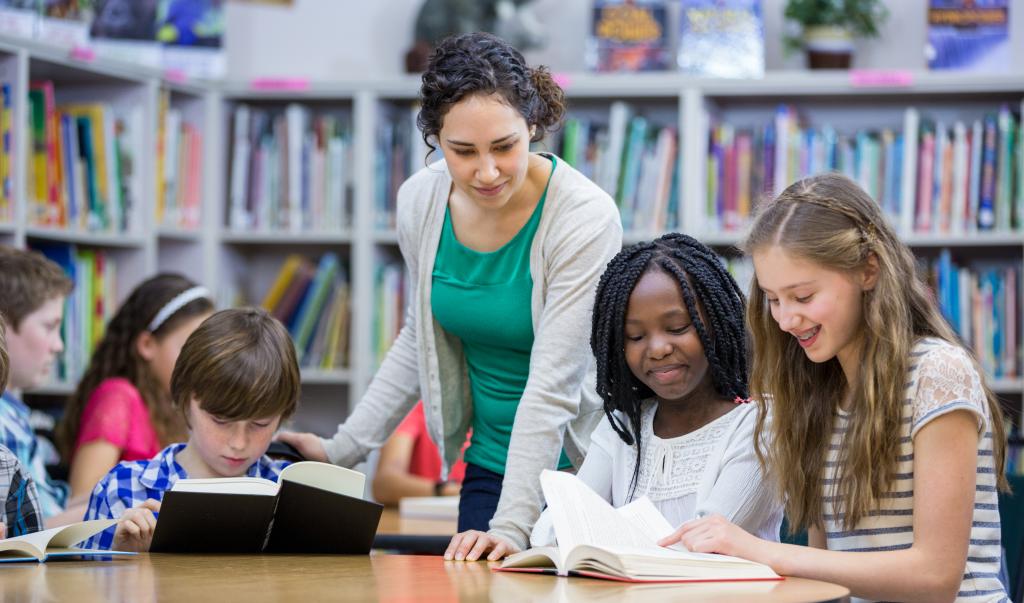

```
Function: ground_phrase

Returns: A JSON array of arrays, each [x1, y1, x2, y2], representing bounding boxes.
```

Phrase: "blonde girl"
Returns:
[[660, 173, 1009, 603]]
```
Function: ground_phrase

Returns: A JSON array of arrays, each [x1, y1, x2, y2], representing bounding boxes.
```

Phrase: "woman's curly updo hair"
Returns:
[[416, 31, 566, 158]]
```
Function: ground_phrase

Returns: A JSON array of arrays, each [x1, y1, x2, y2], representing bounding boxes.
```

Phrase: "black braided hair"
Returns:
[[590, 233, 749, 497]]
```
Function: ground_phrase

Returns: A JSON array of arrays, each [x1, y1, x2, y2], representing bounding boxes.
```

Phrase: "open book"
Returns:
[[150, 461, 383, 554], [498, 471, 780, 583], [0, 519, 135, 562]]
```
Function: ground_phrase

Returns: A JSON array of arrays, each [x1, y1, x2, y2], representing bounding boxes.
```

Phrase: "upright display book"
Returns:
[[0, 519, 134, 562], [927, 0, 1009, 72], [587, 0, 670, 72], [677, 0, 764, 78], [497, 471, 781, 583], [150, 461, 383, 554]]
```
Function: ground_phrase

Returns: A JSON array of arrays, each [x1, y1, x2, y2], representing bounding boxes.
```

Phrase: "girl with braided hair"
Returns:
[[531, 233, 782, 547], [661, 173, 1009, 602], [58, 274, 213, 498]]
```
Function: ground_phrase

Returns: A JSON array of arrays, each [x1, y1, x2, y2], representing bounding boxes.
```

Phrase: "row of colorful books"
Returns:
[[373, 260, 406, 367], [376, 104, 428, 230], [32, 243, 116, 384], [26, 81, 141, 233], [0, 82, 12, 224], [721, 251, 1019, 380], [1006, 431, 1024, 476], [554, 102, 680, 233], [156, 91, 203, 231], [228, 105, 351, 233], [928, 250, 1019, 380], [707, 102, 1024, 235], [260, 253, 350, 370]]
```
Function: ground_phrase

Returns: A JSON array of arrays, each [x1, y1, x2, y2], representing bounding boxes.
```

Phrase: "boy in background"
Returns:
[[0, 246, 77, 525]]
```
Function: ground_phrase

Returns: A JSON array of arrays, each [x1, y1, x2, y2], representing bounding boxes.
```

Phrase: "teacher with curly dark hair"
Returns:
[[279, 31, 621, 561]]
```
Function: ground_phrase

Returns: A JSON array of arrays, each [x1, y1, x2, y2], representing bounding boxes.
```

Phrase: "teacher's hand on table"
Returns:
[[445, 530, 519, 562]]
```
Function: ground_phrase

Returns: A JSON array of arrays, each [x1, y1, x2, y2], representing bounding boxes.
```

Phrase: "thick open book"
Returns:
[[150, 461, 383, 554], [498, 471, 781, 583], [0, 519, 135, 562]]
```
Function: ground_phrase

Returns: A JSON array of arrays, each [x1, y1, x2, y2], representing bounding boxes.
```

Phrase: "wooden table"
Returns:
[[1, 511, 849, 601], [1, 554, 850, 602]]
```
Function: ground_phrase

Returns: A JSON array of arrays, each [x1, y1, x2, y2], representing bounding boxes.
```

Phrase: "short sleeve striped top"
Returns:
[[823, 338, 1007, 603]]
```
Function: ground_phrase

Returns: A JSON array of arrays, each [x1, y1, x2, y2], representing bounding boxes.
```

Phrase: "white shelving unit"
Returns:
[[0, 33, 1018, 428]]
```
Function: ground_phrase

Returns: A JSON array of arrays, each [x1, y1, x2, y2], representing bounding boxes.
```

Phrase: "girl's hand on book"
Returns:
[[658, 514, 763, 561], [0, 522, 5, 540], [113, 499, 161, 552], [444, 530, 519, 562], [275, 431, 328, 463]]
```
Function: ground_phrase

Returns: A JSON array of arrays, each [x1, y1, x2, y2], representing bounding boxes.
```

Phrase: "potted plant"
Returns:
[[784, 0, 889, 69]]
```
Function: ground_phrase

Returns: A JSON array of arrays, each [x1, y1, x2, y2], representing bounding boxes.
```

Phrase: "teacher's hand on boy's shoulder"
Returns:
[[658, 514, 763, 561], [444, 530, 519, 562], [113, 498, 161, 552], [275, 431, 328, 463]]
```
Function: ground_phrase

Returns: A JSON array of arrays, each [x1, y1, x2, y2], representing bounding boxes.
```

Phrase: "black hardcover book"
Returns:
[[150, 461, 382, 554]]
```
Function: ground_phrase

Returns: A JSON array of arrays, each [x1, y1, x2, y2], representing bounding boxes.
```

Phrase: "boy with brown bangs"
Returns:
[[82, 307, 301, 551], [0, 246, 74, 523]]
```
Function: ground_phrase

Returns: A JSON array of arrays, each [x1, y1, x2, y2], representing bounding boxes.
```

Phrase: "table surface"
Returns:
[[2, 553, 850, 602], [0, 510, 850, 602]]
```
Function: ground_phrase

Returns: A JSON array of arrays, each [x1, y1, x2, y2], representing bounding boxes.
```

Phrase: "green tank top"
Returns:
[[431, 157, 571, 474]]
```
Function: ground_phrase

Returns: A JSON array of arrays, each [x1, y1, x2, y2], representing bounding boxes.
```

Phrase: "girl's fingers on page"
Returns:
[[0, 522, 6, 539]]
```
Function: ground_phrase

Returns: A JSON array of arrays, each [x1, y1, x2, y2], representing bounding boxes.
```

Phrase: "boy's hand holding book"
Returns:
[[113, 499, 161, 552]]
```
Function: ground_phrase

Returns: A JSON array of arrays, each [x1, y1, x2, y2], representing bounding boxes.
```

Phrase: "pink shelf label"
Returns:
[[552, 72, 572, 90], [69, 45, 95, 63], [849, 69, 914, 88], [163, 68, 188, 84], [249, 77, 310, 92]]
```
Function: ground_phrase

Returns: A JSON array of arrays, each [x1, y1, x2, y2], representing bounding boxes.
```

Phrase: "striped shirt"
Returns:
[[823, 338, 1007, 603], [82, 443, 290, 550]]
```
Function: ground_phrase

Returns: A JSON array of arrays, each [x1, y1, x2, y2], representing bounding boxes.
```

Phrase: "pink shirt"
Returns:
[[75, 377, 162, 462], [393, 402, 467, 483]]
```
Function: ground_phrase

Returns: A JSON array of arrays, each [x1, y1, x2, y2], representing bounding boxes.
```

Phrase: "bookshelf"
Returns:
[[0, 34, 1017, 436]]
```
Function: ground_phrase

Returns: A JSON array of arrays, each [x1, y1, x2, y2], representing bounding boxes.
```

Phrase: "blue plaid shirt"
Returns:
[[0, 391, 68, 518], [82, 443, 290, 549]]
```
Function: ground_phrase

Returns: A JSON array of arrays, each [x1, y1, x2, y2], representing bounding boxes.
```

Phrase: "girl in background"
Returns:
[[58, 274, 214, 498]]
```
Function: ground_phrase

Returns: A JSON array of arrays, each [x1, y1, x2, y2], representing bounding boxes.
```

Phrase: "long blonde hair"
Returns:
[[742, 173, 1008, 532]]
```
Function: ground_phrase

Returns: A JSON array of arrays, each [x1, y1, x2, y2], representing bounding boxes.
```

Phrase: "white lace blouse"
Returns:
[[530, 401, 783, 546]]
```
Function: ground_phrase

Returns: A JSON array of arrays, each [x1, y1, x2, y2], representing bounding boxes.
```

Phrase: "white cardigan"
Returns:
[[320, 153, 622, 549], [531, 402, 782, 546]]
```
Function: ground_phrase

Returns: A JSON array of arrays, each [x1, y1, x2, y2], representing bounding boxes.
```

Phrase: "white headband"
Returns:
[[148, 286, 211, 332]]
